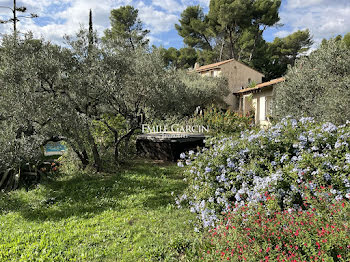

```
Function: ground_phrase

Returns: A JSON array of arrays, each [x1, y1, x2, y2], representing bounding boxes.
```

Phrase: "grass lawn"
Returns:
[[0, 160, 198, 261]]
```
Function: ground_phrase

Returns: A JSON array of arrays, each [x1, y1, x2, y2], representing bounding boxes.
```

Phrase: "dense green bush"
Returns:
[[176, 118, 350, 229], [0, 121, 43, 191], [274, 39, 350, 124], [187, 106, 254, 136], [201, 188, 350, 261], [147, 106, 253, 139], [177, 72, 229, 112]]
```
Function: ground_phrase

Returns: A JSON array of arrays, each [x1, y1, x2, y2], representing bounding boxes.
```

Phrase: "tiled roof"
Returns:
[[236, 77, 285, 94], [195, 58, 264, 76], [195, 59, 235, 72]]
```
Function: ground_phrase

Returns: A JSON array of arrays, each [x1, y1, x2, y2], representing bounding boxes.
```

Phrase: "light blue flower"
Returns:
[[335, 195, 343, 201], [177, 162, 184, 167], [321, 122, 337, 133], [205, 167, 212, 173], [323, 173, 331, 181], [280, 154, 288, 163], [345, 153, 350, 164]]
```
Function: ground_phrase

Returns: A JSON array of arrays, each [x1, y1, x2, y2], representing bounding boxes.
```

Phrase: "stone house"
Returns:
[[195, 59, 264, 110], [235, 77, 285, 126]]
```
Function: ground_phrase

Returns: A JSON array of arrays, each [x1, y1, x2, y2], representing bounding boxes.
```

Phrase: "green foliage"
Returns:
[[196, 49, 218, 66], [178, 47, 198, 69], [343, 32, 350, 48], [274, 39, 350, 124], [92, 114, 127, 148], [201, 191, 350, 261], [322, 33, 350, 50], [156, 46, 198, 69], [262, 29, 313, 79], [0, 161, 198, 261], [92, 114, 139, 167], [177, 118, 350, 230], [187, 106, 253, 136], [208, 0, 253, 56], [176, 71, 229, 112], [159, 46, 180, 68], [0, 27, 230, 174], [0, 34, 59, 190], [155, 48, 198, 69], [175, 1, 314, 80], [175, 5, 214, 51], [103, 5, 149, 50], [176, 0, 281, 63]]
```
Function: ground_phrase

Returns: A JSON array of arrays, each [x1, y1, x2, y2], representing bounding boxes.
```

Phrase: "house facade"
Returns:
[[195, 59, 264, 110], [235, 77, 285, 126]]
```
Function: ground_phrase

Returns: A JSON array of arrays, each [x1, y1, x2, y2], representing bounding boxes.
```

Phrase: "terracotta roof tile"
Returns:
[[236, 77, 285, 94], [195, 59, 235, 72], [195, 58, 264, 76]]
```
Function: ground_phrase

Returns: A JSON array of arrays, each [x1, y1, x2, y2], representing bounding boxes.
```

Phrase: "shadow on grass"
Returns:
[[0, 160, 187, 222]]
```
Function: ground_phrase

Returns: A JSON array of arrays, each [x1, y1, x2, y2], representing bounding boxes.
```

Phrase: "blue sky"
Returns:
[[1, 0, 350, 49]]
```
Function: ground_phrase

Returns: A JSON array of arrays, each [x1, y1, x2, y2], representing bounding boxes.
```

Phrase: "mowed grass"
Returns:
[[0, 161, 198, 261]]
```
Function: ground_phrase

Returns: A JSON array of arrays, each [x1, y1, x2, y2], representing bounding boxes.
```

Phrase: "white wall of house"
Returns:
[[247, 86, 274, 127], [252, 97, 258, 124], [259, 96, 266, 122]]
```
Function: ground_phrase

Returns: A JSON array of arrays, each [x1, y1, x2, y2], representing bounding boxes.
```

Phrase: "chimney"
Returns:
[[194, 62, 200, 70]]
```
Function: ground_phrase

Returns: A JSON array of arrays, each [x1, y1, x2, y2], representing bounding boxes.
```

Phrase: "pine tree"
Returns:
[[89, 9, 93, 47]]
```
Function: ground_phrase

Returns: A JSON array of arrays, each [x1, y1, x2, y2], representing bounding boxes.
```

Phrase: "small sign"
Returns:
[[44, 142, 66, 156]]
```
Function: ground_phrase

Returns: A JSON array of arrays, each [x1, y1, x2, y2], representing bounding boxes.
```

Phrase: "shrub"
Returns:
[[274, 39, 350, 125], [177, 71, 229, 112], [176, 118, 350, 229], [201, 189, 350, 261], [0, 121, 43, 190], [145, 106, 253, 138], [187, 106, 254, 136]]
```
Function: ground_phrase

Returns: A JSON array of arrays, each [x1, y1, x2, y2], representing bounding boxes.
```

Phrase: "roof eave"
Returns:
[[196, 66, 220, 73]]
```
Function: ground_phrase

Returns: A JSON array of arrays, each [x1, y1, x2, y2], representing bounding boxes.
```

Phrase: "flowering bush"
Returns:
[[177, 118, 350, 229], [201, 189, 350, 261], [187, 106, 254, 136]]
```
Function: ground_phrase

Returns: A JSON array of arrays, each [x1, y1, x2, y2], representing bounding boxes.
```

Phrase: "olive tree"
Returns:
[[0, 29, 230, 175], [0, 34, 54, 189], [273, 40, 350, 124], [97, 47, 228, 163], [0, 32, 106, 173], [177, 69, 228, 111]]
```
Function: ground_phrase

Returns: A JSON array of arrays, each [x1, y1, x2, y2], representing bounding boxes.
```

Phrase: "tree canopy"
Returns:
[[103, 5, 149, 50], [273, 39, 350, 124], [260, 29, 313, 79], [0, 25, 228, 177], [172, 0, 314, 80], [176, 0, 281, 62], [175, 6, 214, 51]]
